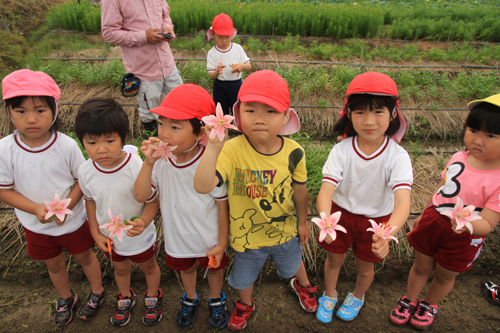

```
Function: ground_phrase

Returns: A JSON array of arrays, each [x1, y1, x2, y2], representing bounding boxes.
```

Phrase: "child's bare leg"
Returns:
[[207, 269, 224, 299], [423, 262, 459, 305], [73, 249, 104, 294], [180, 262, 199, 299], [137, 256, 161, 297], [294, 261, 311, 286], [352, 258, 374, 299], [238, 285, 254, 305], [44, 253, 72, 299], [407, 251, 435, 302], [324, 252, 346, 297], [113, 259, 133, 297]]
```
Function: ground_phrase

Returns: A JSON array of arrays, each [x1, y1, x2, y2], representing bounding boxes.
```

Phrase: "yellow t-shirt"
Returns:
[[216, 135, 307, 252]]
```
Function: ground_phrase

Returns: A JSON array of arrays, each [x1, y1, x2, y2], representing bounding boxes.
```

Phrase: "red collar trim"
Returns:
[[14, 132, 58, 153], [352, 136, 389, 161], [215, 43, 233, 53], [169, 145, 204, 169], [92, 153, 132, 174]]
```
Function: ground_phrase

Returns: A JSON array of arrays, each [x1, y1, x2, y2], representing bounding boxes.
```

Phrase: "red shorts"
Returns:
[[318, 202, 391, 263], [166, 251, 229, 271], [24, 220, 95, 261], [408, 205, 484, 272], [104, 242, 157, 263]]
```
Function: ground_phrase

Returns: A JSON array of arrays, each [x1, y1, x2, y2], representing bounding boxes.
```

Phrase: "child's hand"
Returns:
[[204, 125, 229, 146], [322, 234, 334, 244], [206, 245, 225, 269], [126, 218, 146, 237], [216, 64, 226, 75], [450, 217, 469, 234], [298, 223, 310, 244], [140, 138, 161, 165], [231, 63, 244, 74], [53, 215, 67, 227], [34, 205, 52, 224], [371, 234, 390, 259], [95, 233, 112, 253]]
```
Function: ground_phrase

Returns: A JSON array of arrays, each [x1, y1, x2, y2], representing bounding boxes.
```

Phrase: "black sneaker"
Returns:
[[209, 292, 228, 329], [482, 281, 500, 306], [111, 289, 136, 327], [55, 290, 78, 327], [142, 289, 163, 326], [142, 121, 158, 136], [176, 292, 199, 328], [79, 290, 105, 321]]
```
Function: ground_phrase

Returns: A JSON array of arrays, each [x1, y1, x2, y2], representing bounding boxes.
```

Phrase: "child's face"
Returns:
[[464, 127, 500, 163], [238, 102, 287, 145], [9, 97, 54, 147], [213, 32, 231, 50], [157, 117, 204, 155], [349, 104, 391, 145], [82, 132, 125, 169]]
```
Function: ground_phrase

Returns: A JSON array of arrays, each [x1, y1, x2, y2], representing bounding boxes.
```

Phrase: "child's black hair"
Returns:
[[465, 101, 500, 135], [158, 115, 204, 136], [5, 96, 60, 132], [75, 98, 129, 145], [333, 94, 400, 138]]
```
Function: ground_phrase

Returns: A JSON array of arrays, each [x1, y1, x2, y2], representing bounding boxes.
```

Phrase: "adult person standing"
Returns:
[[101, 0, 183, 133]]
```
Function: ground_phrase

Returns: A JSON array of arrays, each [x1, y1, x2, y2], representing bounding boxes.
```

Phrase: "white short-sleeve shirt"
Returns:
[[0, 132, 87, 235], [207, 43, 250, 81], [78, 153, 157, 256], [322, 136, 413, 217], [150, 144, 228, 258]]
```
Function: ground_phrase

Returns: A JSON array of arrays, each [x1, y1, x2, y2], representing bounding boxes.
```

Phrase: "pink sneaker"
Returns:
[[389, 296, 418, 326], [410, 301, 438, 330]]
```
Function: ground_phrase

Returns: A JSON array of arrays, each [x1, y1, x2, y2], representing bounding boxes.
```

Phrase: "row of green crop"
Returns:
[[46, 0, 500, 41]]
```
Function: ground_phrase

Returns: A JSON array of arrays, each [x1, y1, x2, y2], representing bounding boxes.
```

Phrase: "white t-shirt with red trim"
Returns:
[[432, 151, 500, 214], [322, 136, 413, 217], [207, 43, 250, 81], [150, 144, 228, 258], [78, 153, 157, 256], [0, 132, 87, 236]]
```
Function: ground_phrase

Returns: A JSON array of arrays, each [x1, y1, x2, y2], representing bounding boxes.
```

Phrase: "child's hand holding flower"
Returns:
[[99, 209, 133, 242], [440, 197, 482, 234], [202, 103, 238, 142], [126, 217, 146, 237], [367, 219, 398, 259], [42, 193, 74, 226], [140, 138, 177, 165], [311, 211, 346, 244]]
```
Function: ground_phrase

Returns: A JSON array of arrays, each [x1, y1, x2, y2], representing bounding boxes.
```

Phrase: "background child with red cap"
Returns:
[[390, 94, 500, 330], [207, 13, 251, 116], [74, 98, 161, 327], [194, 70, 317, 331], [315, 72, 412, 323], [134, 84, 230, 329], [0, 69, 105, 326]]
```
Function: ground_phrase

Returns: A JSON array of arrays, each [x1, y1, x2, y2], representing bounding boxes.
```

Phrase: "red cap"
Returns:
[[2, 69, 60, 101], [340, 72, 406, 143], [212, 13, 235, 36], [233, 70, 300, 135], [149, 84, 215, 120]]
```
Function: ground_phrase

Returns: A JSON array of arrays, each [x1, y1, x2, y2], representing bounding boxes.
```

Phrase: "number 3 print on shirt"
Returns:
[[436, 162, 464, 199]]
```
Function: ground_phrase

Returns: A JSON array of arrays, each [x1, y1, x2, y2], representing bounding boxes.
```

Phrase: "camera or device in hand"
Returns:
[[157, 32, 174, 40]]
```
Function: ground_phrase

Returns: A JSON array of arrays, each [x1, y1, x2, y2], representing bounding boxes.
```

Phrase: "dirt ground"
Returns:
[[1, 228, 500, 333]]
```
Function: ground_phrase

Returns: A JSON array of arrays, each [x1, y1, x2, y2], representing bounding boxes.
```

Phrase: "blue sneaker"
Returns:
[[176, 292, 200, 328], [208, 292, 228, 329], [336, 292, 364, 321], [316, 292, 337, 323]]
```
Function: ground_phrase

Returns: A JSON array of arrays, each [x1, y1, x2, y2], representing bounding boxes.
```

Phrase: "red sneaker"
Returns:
[[228, 299, 255, 331], [389, 296, 418, 326], [410, 301, 438, 330], [290, 278, 318, 312]]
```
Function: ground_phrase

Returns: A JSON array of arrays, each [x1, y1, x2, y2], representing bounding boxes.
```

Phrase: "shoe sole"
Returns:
[[481, 282, 500, 306], [111, 298, 136, 327], [290, 279, 316, 313], [78, 296, 105, 321], [389, 315, 411, 327], [56, 293, 79, 327], [142, 313, 162, 326]]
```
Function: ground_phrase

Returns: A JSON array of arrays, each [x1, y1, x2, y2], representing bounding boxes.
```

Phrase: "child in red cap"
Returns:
[[315, 72, 412, 323], [0, 69, 105, 326], [194, 70, 317, 331], [134, 84, 230, 329], [207, 13, 251, 116]]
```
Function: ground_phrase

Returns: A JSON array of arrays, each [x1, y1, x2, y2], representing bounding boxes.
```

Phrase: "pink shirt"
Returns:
[[101, 0, 176, 82], [433, 151, 500, 214]]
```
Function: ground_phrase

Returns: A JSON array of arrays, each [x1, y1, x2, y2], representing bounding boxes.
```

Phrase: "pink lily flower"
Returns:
[[366, 220, 399, 243], [99, 209, 133, 242], [202, 103, 238, 141], [440, 197, 482, 233], [311, 211, 347, 242], [44, 193, 73, 221], [216, 58, 225, 67], [150, 140, 177, 161]]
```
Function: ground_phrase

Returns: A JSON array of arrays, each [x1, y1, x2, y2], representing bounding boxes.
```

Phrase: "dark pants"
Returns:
[[213, 79, 242, 116]]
